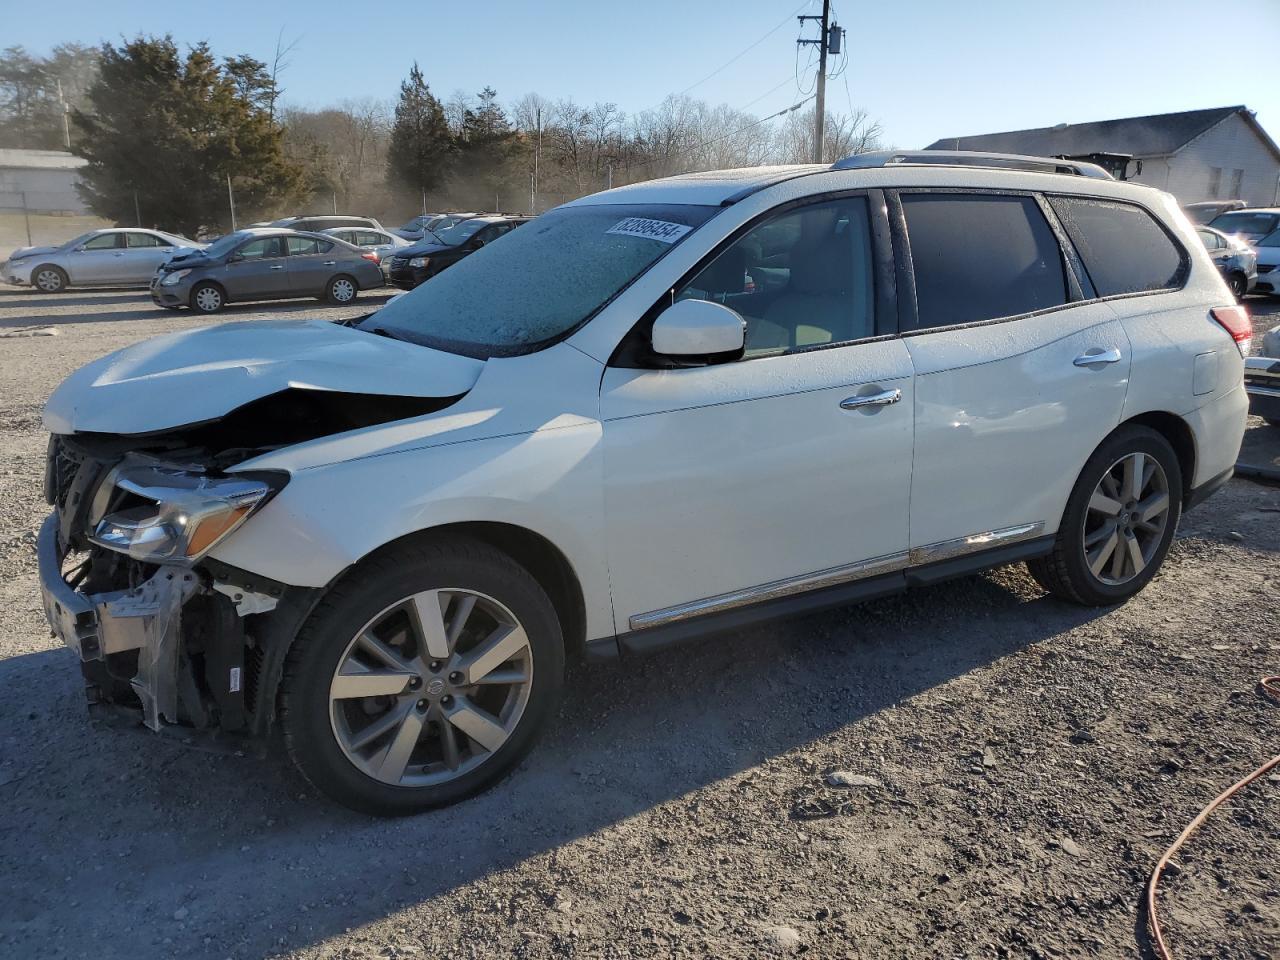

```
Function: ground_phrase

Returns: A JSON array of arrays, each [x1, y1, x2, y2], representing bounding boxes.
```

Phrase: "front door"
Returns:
[[225, 236, 292, 299], [600, 195, 915, 634], [893, 191, 1131, 552], [69, 232, 126, 283]]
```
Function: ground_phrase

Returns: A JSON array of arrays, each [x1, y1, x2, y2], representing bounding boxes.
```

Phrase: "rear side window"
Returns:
[[127, 232, 170, 248], [1049, 196, 1186, 297], [902, 194, 1067, 329], [286, 237, 333, 255]]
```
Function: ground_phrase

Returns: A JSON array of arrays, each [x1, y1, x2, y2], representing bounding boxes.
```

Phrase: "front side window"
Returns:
[[1050, 196, 1186, 297], [362, 202, 720, 358], [675, 196, 876, 358], [903, 194, 1067, 329], [237, 237, 286, 260], [83, 233, 123, 250]]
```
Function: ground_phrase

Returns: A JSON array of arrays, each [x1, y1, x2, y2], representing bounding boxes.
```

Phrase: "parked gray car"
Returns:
[[150, 228, 384, 313], [319, 226, 409, 277], [1196, 225, 1257, 299], [3, 228, 204, 292]]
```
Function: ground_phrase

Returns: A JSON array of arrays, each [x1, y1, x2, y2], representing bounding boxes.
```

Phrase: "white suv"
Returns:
[[37, 152, 1250, 814]]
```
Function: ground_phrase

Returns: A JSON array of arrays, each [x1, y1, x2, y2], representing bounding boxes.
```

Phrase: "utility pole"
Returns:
[[533, 105, 542, 213], [226, 173, 237, 231], [798, 0, 842, 163]]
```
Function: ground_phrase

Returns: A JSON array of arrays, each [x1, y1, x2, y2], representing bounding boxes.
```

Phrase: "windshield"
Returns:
[[433, 219, 491, 246], [201, 232, 252, 259], [360, 203, 720, 358], [1209, 211, 1280, 241], [60, 231, 97, 250]]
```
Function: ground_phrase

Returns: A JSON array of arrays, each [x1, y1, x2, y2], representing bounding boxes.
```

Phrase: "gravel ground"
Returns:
[[0, 288, 1278, 960]]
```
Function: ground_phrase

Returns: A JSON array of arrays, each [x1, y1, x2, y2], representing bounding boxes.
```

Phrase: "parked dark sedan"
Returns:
[[1196, 226, 1257, 299], [151, 228, 384, 313], [386, 215, 531, 289]]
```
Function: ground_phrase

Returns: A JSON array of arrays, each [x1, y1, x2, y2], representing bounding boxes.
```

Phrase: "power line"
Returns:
[[738, 75, 800, 113], [671, 0, 815, 100], [689, 94, 815, 154]]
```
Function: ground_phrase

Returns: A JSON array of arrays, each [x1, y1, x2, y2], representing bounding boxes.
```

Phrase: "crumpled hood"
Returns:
[[43, 319, 485, 435], [6, 244, 62, 261]]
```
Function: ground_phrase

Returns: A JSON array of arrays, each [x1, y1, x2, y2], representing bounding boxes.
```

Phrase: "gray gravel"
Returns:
[[1, 287, 1279, 960]]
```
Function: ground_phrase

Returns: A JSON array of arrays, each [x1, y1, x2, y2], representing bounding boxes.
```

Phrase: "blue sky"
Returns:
[[11, 0, 1280, 149]]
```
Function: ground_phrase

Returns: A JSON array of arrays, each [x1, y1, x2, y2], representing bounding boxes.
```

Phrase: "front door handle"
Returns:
[[1073, 347, 1122, 366], [322, 260, 337, 266], [840, 388, 902, 410], [269, 264, 285, 270]]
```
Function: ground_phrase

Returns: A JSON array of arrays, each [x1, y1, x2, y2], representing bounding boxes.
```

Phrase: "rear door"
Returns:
[[122, 231, 175, 282], [285, 236, 340, 294], [893, 190, 1131, 553], [225, 236, 292, 299]]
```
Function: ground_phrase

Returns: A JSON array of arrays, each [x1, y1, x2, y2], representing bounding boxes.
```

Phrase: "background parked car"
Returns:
[[1196, 226, 1256, 298], [319, 226, 408, 277], [386, 215, 530, 289], [392, 212, 478, 242], [150, 228, 383, 313], [1207, 208, 1280, 244], [269, 215, 385, 233], [3, 228, 204, 292], [1250, 228, 1280, 297], [1184, 199, 1246, 224]]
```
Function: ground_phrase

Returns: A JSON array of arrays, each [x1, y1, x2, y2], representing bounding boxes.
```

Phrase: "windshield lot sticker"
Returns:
[[606, 218, 692, 243]]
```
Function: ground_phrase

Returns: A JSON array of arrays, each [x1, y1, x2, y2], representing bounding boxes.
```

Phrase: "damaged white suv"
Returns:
[[38, 152, 1250, 815]]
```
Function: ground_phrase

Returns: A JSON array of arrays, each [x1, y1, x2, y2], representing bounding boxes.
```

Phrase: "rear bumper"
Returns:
[[1245, 356, 1280, 421]]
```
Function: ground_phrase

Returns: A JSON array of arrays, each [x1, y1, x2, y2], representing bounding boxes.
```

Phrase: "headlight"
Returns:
[[87, 455, 282, 564], [8, 255, 30, 264], [408, 257, 429, 268], [160, 269, 192, 286]]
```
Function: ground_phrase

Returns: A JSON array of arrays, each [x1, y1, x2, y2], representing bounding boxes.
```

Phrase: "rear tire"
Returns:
[[1028, 425, 1182, 606], [280, 536, 565, 816], [1228, 272, 1247, 300], [189, 282, 225, 313], [326, 274, 358, 305], [32, 265, 67, 293]]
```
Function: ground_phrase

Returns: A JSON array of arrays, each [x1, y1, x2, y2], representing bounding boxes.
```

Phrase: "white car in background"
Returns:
[[1249, 226, 1280, 297], [319, 226, 409, 277], [36, 152, 1249, 815], [3, 228, 204, 292]]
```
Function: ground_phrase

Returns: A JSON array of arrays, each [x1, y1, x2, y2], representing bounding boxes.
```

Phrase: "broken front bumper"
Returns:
[[37, 513, 197, 731]]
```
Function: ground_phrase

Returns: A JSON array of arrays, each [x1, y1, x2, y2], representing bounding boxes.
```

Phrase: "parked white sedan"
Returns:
[[3, 228, 204, 292]]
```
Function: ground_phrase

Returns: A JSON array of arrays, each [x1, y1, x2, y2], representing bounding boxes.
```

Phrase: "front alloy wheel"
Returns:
[[281, 536, 564, 815], [330, 589, 533, 787], [33, 266, 67, 292]]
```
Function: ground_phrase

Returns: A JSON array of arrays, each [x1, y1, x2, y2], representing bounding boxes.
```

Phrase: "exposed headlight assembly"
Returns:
[[160, 268, 192, 286], [88, 455, 284, 564], [408, 257, 429, 268]]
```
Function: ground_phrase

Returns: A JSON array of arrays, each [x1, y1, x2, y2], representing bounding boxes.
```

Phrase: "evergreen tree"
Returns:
[[456, 87, 525, 210], [386, 63, 453, 196], [73, 36, 307, 235]]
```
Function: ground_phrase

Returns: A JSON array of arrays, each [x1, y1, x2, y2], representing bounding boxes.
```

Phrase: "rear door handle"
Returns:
[[840, 388, 902, 410], [269, 264, 285, 270], [323, 260, 337, 266], [1073, 347, 1122, 366]]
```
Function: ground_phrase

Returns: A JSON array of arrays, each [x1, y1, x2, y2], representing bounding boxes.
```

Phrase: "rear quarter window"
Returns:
[[1049, 196, 1187, 297]]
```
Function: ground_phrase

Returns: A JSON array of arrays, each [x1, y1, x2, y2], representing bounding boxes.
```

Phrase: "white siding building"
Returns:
[[928, 106, 1280, 207], [0, 149, 90, 214]]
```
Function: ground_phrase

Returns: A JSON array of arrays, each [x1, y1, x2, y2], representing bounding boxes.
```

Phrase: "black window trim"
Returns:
[[609, 187, 898, 369], [888, 186, 1086, 337], [1045, 192, 1192, 306]]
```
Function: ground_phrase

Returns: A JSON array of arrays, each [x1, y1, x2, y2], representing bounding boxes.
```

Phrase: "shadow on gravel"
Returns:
[[0, 293, 396, 328], [0, 568, 1108, 959]]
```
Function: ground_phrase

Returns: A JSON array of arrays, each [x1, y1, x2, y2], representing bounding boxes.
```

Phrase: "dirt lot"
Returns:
[[0, 288, 1278, 960]]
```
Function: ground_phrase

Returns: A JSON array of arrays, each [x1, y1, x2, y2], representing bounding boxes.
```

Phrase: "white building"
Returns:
[[0, 148, 90, 214], [928, 106, 1280, 207]]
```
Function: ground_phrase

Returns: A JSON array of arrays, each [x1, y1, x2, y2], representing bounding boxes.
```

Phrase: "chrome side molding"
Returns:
[[627, 521, 1046, 631]]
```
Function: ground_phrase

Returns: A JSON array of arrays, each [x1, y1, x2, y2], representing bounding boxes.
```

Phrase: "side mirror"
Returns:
[[471, 238, 485, 249], [651, 299, 746, 360], [228, 252, 244, 263]]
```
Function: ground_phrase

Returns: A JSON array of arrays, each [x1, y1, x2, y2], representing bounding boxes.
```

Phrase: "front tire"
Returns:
[[1228, 272, 1247, 300], [32, 265, 68, 293], [1028, 425, 1182, 606], [326, 274, 358, 305], [189, 282, 225, 313], [281, 536, 565, 815]]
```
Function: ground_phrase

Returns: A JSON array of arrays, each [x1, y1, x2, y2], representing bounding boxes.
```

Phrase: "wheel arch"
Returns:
[[1114, 410, 1196, 505], [190, 278, 229, 306]]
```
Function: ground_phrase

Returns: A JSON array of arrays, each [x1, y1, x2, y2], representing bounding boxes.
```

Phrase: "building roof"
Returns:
[[0, 148, 87, 171], [927, 106, 1280, 162]]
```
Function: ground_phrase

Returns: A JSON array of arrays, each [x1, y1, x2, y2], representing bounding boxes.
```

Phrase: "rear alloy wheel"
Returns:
[[326, 275, 357, 304], [281, 537, 564, 815], [190, 282, 224, 313], [32, 265, 67, 293], [1028, 425, 1182, 605]]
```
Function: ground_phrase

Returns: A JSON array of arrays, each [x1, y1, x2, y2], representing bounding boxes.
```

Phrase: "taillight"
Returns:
[[361, 251, 380, 262], [1210, 304, 1252, 358]]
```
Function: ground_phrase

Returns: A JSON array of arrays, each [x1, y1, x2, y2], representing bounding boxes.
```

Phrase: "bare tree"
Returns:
[[267, 29, 302, 121]]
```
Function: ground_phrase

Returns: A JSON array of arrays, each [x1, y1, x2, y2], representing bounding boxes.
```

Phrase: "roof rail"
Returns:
[[830, 150, 1115, 180]]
